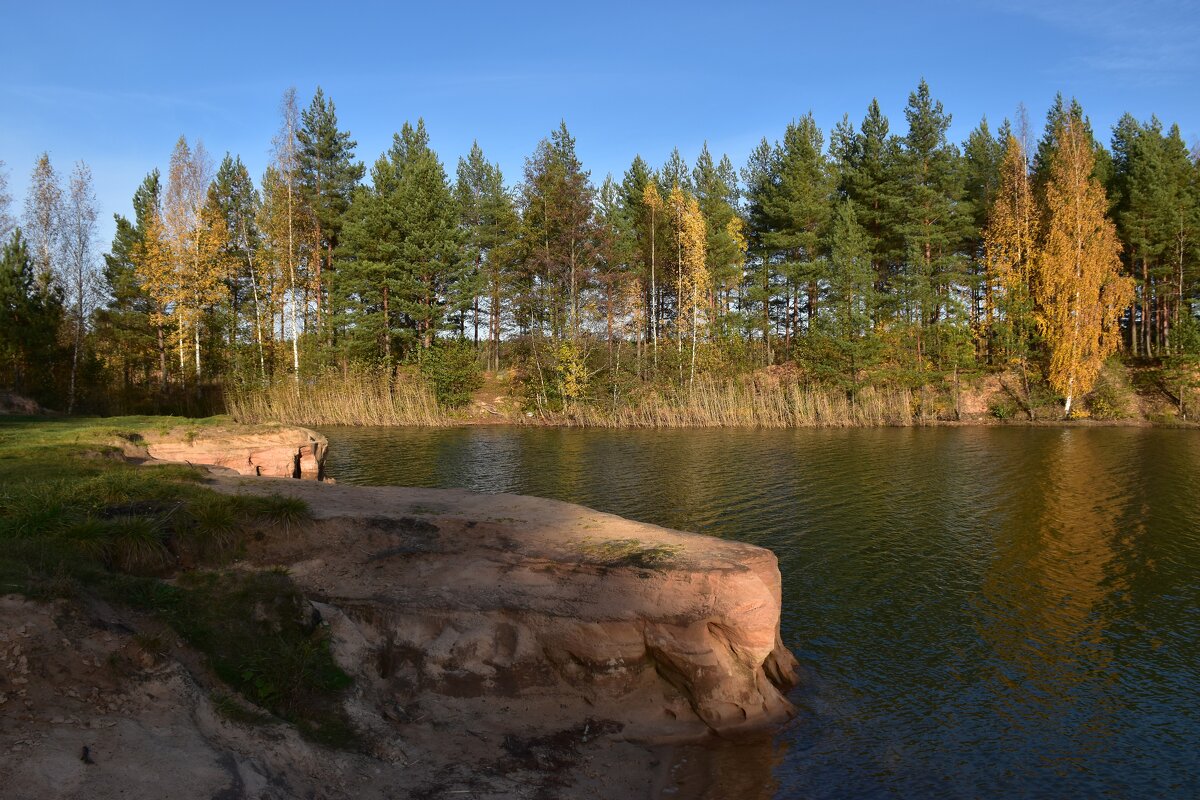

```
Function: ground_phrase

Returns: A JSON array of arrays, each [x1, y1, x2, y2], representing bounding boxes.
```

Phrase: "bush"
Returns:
[[555, 340, 589, 402], [989, 397, 1016, 419], [1088, 366, 1133, 420], [419, 340, 483, 408]]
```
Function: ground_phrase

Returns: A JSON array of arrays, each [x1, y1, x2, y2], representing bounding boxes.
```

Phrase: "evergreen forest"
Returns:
[[3, 82, 1199, 424]]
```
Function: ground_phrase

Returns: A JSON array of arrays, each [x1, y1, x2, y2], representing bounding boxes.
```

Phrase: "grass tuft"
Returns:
[[578, 537, 683, 569], [249, 494, 310, 532]]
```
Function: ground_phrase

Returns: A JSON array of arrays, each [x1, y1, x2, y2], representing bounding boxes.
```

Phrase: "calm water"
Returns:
[[319, 425, 1200, 799]]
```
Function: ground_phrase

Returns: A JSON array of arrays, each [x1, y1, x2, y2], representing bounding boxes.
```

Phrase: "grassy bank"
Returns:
[[0, 415, 355, 746]]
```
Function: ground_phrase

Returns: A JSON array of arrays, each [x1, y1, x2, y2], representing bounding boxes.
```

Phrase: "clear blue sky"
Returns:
[[3, 0, 1198, 249]]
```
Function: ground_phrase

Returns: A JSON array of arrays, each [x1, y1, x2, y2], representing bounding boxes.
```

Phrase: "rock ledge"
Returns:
[[118, 424, 328, 480], [223, 477, 800, 741]]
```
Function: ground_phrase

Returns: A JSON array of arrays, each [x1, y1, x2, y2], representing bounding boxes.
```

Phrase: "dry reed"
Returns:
[[228, 368, 920, 429], [540, 378, 917, 428], [225, 367, 446, 426]]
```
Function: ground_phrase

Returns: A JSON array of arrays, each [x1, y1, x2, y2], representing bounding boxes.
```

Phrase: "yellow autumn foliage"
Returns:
[[1033, 118, 1133, 415]]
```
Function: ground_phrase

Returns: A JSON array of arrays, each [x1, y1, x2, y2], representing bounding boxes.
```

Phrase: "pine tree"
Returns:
[[963, 116, 1004, 341], [97, 171, 162, 391], [830, 101, 905, 322], [1111, 116, 1199, 356], [660, 148, 692, 196], [0, 230, 63, 397], [897, 79, 969, 361], [210, 154, 266, 377], [457, 142, 518, 366], [337, 161, 399, 362], [692, 145, 744, 338], [741, 138, 776, 359], [825, 199, 877, 383], [389, 121, 467, 348], [519, 122, 597, 341], [1161, 124, 1199, 352], [594, 175, 626, 352], [619, 155, 654, 352], [1034, 117, 1133, 416], [758, 114, 834, 352], [341, 121, 466, 357], [297, 87, 364, 338]]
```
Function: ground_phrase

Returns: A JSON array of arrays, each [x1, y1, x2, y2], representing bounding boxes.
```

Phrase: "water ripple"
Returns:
[[321, 425, 1200, 799]]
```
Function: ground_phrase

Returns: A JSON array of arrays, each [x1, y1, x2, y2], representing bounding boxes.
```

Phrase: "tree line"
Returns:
[[2, 80, 1198, 415]]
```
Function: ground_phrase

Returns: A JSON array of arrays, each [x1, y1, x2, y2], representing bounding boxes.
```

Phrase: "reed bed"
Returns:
[[225, 368, 446, 426], [543, 379, 917, 428], [228, 367, 920, 429]]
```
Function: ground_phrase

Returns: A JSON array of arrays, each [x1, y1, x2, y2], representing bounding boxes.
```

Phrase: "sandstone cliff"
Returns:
[[2, 427, 799, 798], [226, 478, 800, 742]]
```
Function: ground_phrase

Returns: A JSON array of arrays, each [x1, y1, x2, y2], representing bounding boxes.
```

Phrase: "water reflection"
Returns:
[[975, 429, 1133, 792], [664, 734, 786, 800]]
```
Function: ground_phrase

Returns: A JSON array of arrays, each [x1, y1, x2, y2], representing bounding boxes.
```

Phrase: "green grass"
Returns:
[[577, 537, 682, 569], [0, 414, 355, 748]]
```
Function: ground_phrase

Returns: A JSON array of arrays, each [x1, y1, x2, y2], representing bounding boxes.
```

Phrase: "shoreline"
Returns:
[[0, 417, 800, 799], [297, 414, 1192, 429]]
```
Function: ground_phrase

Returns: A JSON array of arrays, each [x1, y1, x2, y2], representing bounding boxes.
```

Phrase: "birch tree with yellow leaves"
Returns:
[[1033, 118, 1133, 417], [986, 133, 1038, 355], [667, 186, 708, 384], [984, 131, 1040, 413], [682, 195, 708, 386], [162, 135, 228, 381]]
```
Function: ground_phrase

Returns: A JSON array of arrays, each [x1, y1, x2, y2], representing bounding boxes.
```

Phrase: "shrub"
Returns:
[[989, 397, 1016, 419], [1088, 366, 1133, 420], [419, 340, 483, 408], [555, 340, 590, 403]]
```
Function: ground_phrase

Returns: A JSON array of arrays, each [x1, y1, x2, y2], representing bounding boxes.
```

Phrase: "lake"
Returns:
[[319, 425, 1200, 799]]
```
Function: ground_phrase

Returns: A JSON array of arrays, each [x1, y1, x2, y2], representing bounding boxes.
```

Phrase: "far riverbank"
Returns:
[[226, 360, 1198, 430]]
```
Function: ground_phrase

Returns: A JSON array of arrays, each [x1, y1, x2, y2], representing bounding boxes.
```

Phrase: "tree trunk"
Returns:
[[689, 282, 698, 387], [762, 257, 771, 365], [157, 324, 167, 393], [650, 206, 658, 368], [67, 313, 81, 414], [382, 283, 391, 362], [1142, 259, 1150, 358], [490, 275, 501, 371], [245, 248, 266, 381]]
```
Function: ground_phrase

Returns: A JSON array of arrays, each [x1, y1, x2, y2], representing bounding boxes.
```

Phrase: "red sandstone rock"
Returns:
[[225, 479, 800, 741], [134, 426, 327, 480]]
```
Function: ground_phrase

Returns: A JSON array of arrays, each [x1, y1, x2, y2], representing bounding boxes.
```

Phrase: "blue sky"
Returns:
[[3, 0, 1198, 248]]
